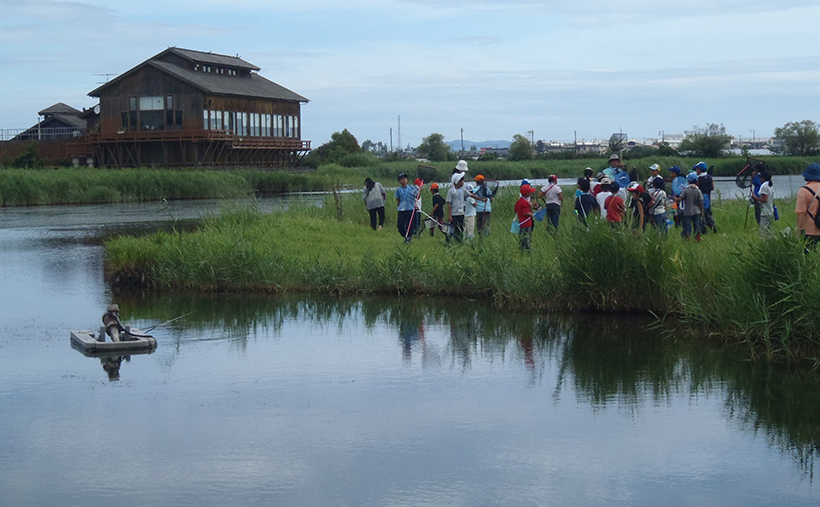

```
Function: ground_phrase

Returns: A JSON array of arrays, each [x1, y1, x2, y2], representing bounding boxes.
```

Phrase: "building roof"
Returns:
[[88, 48, 308, 103], [149, 60, 308, 102], [163, 47, 260, 71], [43, 114, 87, 130], [38, 102, 81, 116]]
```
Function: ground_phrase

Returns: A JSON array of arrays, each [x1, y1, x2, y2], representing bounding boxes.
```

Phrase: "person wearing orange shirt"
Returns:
[[796, 163, 820, 249]]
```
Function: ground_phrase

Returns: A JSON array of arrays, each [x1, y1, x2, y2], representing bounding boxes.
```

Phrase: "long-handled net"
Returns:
[[405, 165, 438, 240], [416, 164, 437, 183], [735, 163, 753, 189]]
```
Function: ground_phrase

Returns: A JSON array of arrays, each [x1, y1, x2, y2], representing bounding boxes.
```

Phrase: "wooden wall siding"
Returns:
[[98, 67, 203, 135]]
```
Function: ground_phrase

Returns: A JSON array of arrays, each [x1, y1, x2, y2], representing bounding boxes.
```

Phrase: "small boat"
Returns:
[[70, 327, 157, 353]]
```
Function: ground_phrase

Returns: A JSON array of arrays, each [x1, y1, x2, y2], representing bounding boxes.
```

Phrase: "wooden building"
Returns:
[[12, 103, 87, 141], [69, 48, 310, 167]]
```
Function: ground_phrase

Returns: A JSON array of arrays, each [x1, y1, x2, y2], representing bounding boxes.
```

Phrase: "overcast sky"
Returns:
[[2, 0, 819, 147]]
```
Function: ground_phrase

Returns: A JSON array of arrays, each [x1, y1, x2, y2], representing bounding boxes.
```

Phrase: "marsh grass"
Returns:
[[0, 155, 814, 206], [105, 186, 820, 361]]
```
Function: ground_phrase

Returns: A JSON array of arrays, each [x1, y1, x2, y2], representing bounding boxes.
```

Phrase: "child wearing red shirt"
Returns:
[[604, 181, 626, 226], [515, 185, 536, 250]]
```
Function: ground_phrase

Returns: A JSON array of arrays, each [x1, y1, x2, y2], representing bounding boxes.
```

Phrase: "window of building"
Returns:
[[138, 96, 165, 130], [203, 110, 210, 130]]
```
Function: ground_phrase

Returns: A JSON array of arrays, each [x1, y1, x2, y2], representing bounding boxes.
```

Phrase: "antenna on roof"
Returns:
[[93, 73, 118, 84]]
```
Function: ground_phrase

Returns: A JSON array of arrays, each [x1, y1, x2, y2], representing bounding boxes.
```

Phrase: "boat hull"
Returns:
[[70, 329, 157, 353]]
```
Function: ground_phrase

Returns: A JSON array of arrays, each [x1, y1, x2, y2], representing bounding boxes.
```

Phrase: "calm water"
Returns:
[[1, 199, 819, 506]]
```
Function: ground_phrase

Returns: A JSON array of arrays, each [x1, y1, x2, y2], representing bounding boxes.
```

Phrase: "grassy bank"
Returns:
[[105, 187, 820, 362], [2, 155, 817, 206]]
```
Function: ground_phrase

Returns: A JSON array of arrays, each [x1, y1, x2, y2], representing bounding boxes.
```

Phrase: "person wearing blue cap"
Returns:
[[694, 162, 716, 234], [796, 163, 820, 248], [676, 172, 703, 241]]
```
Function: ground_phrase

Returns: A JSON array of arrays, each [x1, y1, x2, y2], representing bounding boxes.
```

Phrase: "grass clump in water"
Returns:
[[104, 189, 820, 361]]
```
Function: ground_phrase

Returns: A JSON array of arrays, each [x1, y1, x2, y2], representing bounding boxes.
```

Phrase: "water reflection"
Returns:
[[71, 343, 155, 381], [113, 293, 820, 477]]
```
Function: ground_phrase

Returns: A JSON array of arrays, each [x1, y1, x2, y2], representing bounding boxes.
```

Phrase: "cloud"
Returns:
[[394, 0, 819, 23], [0, 0, 112, 22]]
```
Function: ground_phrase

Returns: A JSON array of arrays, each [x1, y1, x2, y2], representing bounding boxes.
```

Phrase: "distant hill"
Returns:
[[446, 140, 511, 150]]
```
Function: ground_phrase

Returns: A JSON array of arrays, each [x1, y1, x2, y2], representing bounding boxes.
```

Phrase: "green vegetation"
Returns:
[[773, 120, 820, 156], [1, 155, 816, 207], [679, 123, 734, 157], [416, 133, 451, 161], [105, 188, 820, 362]]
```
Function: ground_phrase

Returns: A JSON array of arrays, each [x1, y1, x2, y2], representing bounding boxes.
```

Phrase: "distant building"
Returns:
[[69, 47, 310, 167], [12, 103, 86, 141]]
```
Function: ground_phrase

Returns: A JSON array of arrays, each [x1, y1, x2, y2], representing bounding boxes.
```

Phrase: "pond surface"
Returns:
[[1, 200, 819, 506]]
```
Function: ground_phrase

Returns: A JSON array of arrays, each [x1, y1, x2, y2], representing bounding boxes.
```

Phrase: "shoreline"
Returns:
[[2, 156, 817, 207], [104, 190, 820, 363]]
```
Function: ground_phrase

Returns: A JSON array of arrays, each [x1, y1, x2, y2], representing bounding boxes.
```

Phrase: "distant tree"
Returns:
[[679, 123, 733, 158], [773, 120, 820, 156], [362, 139, 388, 158], [304, 128, 362, 167], [508, 134, 533, 161], [470, 145, 477, 151], [656, 141, 678, 157], [416, 133, 450, 161], [327, 129, 361, 157], [479, 152, 498, 161]]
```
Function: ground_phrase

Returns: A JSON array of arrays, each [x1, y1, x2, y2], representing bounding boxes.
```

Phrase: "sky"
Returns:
[[1, 0, 819, 148]]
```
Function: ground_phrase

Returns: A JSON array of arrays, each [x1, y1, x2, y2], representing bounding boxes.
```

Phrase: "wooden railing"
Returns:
[[68, 129, 310, 157]]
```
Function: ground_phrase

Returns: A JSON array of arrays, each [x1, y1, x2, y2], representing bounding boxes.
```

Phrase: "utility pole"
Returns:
[[750, 128, 755, 147], [389, 127, 393, 152], [460, 128, 464, 153], [397, 116, 401, 153]]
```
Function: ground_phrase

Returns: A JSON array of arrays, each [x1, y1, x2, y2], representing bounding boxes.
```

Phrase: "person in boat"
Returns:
[[102, 304, 126, 342]]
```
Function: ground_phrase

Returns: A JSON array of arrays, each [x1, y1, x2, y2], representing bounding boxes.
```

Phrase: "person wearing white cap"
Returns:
[[454, 160, 469, 173], [446, 172, 467, 243], [645, 164, 661, 189]]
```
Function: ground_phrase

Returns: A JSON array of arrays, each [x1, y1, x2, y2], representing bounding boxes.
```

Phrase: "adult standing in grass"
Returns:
[[604, 181, 625, 228], [538, 174, 563, 230], [796, 163, 820, 249], [474, 175, 493, 235], [647, 177, 668, 235], [363, 177, 386, 231], [753, 170, 775, 239], [447, 172, 467, 243], [695, 162, 716, 234], [603, 154, 622, 180], [395, 173, 418, 243], [515, 184, 536, 251], [678, 172, 703, 241], [575, 178, 599, 226]]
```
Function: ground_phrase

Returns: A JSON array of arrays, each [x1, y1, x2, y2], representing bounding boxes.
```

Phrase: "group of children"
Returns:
[[512, 159, 775, 250], [381, 160, 496, 244], [368, 157, 793, 251]]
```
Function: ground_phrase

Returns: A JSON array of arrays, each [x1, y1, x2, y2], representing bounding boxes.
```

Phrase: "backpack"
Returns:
[[802, 185, 820, 229]]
